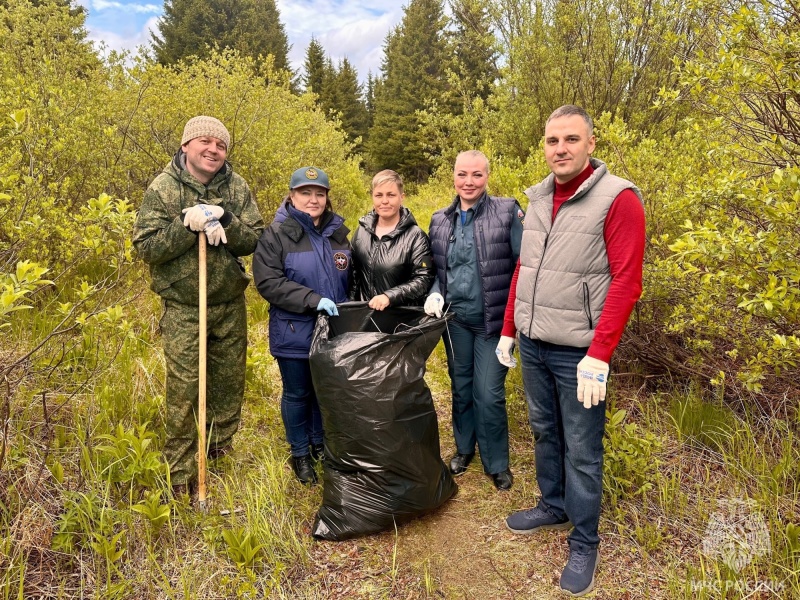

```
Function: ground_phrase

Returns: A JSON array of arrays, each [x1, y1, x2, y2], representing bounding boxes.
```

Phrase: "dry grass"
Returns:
[[286, 343, 672, 600], [3, 328, 797, 599]]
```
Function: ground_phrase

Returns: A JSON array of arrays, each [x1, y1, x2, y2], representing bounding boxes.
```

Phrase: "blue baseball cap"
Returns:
[[289, 166, 330, 190]]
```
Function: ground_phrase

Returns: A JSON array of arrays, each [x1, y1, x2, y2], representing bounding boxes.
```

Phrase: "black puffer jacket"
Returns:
[[350, 207, 435, 306]]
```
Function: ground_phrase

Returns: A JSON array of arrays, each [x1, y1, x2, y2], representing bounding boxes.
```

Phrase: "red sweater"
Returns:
[[501, 163, 645, 363]]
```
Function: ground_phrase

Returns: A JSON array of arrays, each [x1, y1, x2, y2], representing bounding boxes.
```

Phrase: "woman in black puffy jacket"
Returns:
[[351, 170, 435, 308]]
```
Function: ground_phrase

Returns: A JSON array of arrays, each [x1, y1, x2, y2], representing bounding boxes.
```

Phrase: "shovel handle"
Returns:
[[198, 232, 208, 510]]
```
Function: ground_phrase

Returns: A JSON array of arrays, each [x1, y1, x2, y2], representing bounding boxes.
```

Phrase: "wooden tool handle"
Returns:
[[197, 232, 208, 511]]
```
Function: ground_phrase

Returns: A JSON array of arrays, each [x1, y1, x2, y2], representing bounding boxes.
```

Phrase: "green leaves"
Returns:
[[95, 423, 168, 490], [131, 490, 171, 531], [90, 530, 126, 564], [786, 523, 800, 554], [663, 161, 800, 393], [222, 527, 264, 569], [0, 260, 52, 327], [51, 491, 118, 557], [9, 261, 51, 289], [603, 409, 664, 503], [677, 0, 800, 168], [8, 108, 26, 130]]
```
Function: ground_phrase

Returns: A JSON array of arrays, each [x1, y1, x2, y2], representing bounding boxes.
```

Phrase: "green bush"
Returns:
[[603, 409, 663, 504]]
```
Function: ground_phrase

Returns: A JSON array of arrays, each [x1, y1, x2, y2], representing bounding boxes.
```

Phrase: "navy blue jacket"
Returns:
[[253, 201, 351, 358], [429, 193, 522, 337]]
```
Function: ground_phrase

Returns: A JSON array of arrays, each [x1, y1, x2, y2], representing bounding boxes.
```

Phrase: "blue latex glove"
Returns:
[[316, 298, 339, 316]]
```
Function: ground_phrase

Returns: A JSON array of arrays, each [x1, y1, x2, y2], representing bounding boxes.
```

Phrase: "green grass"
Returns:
[[2, 285, 800, 598]]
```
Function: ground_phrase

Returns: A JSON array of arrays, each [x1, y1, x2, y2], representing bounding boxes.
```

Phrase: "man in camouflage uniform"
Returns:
[[133, 116, 264, 493]]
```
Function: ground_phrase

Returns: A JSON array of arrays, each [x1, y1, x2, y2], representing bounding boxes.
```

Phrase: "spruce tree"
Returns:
[[332, 58, 368, 156], [152, 0, 290, 71], [365, 71, 377, 130], [366, 0, 449, 181], [320, 57, 339, 114], [448, 0, 499, 105], [303, 37, 329, 97], [414, 0, 499, 172], [303, 41, 340, 115], [303, 40, 368, 157]]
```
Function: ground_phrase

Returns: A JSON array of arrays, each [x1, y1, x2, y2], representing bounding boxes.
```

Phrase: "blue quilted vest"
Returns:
[[429, 194, 518, 336]]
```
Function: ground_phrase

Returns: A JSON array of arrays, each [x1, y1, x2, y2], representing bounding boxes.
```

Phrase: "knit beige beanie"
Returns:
[[181, 116, 231, 148]]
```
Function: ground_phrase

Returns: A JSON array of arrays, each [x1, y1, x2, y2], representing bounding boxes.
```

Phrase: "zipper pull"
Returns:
[[289, 322, 295, 332]]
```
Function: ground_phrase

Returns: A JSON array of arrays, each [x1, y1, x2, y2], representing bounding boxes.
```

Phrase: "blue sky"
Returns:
[[78, 1, 402, 81]]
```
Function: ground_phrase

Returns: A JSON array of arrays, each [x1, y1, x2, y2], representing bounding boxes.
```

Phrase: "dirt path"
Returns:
[[298, 347, 670, 599]]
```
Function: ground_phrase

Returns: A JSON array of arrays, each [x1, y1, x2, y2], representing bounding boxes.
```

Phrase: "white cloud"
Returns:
[[310, 14, 396, 77], [278, 1, 402, 80], [85, 15, 160, 55], [80, 0, 401, 81], [91, 1, 161, 14]]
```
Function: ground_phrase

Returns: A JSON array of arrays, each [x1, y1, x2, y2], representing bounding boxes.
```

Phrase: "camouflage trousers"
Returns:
[[160, 296, 247, 485]]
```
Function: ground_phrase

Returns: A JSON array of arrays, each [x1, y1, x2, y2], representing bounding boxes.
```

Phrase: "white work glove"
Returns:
[[424, 292, 444, 318], [576, 356, 609, 409], [182, 204, 224, 232], [204, 218, 227, 246], [495, 336, 517, 368]]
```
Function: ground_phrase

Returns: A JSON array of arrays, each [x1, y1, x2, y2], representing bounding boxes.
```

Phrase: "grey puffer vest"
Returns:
[[430, 194, 518, 336], [515, 159, 642, 347]]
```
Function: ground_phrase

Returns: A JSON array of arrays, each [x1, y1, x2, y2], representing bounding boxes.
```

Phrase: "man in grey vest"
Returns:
[[496, 105, 645, 596]]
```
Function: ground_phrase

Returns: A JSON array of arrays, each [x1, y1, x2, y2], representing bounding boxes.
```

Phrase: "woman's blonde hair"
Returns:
[[371, 169, 404, 195]]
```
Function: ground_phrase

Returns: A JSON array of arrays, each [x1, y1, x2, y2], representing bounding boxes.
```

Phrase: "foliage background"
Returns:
[[1, 0, 799, 598]]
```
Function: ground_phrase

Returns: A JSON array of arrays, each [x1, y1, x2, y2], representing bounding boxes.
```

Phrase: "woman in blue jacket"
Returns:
[[253, 167, 351, 485]]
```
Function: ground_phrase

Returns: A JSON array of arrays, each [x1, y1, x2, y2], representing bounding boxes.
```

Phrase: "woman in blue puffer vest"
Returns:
[[253, 166, 351, 485]]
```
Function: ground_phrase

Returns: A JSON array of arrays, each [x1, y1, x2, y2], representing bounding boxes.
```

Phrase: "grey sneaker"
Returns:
[[505, 505, 572, 534], [559, 545, 599, 596]]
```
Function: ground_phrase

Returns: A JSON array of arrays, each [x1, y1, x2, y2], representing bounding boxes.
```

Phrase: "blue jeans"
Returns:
[[275, 357, 323, 457], [518, 335, 605, 548], [442, 319, 510, 474]]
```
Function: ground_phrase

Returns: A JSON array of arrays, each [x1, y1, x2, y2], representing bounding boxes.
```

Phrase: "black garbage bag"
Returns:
[[309, 302, 457, 540]]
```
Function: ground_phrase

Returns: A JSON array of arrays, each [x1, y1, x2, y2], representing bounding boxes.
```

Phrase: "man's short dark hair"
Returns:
[[546, 105, 593, 136]]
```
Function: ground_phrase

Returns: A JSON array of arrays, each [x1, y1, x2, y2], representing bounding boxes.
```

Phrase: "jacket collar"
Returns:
[[278, 200, 349, 243], [443, 190, 489, 219], [523, 158, 608, 226], [358, 206, 416, 238], [168, 149, 231, 195], [524, 158, 607, 203]]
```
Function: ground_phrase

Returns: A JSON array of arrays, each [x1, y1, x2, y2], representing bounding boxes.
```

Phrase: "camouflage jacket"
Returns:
[[132, 151, 265, 306]]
